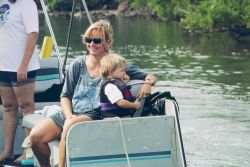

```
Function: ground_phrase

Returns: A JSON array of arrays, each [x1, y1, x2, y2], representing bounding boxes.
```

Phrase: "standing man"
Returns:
[[0, 0, 39, 164]]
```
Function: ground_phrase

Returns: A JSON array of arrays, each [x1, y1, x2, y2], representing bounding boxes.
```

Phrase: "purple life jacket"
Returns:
[[99, 79, 136, 117]]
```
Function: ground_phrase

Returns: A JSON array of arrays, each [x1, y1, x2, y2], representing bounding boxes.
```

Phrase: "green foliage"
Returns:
[[181, 0, 250, 31], [131, 0, 178, 19], [131, 0, 250, 31], [44, 0, 72, 11], [43, 0, 250, 32], [44, 0, 121, 11], [241, 0, 250, 28]]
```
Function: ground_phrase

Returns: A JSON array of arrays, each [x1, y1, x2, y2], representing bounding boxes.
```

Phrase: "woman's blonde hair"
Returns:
[[100, 53, 127, 77], [82, 20, 113, 43]]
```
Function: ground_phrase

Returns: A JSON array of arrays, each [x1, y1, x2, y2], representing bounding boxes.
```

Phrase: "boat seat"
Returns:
[[22, 114, 45, 129]]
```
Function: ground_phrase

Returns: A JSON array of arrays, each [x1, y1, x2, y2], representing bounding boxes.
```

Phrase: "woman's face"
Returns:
[[85, 30, 110, 57]]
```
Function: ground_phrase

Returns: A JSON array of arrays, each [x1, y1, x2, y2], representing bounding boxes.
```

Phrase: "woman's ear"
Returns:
[[103, 40, 112, 52], [106, 39, 112, 48]]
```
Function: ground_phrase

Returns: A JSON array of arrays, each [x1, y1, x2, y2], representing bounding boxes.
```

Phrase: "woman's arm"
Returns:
[[144, 74, 157, 86], [137, 74, 157, 99], [125, 64, 157, 99], [61, 97, 74, 119]]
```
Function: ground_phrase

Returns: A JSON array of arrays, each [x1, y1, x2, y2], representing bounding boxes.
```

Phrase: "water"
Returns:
[[39, 15, 249, 166]]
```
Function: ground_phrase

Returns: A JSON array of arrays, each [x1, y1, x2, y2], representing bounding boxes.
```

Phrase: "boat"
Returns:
[[1, 0, 187, 167], [65, 91, 187, 167], [20, 80, 187, 167]]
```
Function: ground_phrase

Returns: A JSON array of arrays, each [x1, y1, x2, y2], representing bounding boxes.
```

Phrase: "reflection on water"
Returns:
[[38, 15, 250, 167]]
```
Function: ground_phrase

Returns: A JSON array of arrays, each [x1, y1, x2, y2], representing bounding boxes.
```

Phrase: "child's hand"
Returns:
[[134, 101, 141, 110]]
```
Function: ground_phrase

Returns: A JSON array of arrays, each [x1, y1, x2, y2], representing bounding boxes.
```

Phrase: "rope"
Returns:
[[114, 117, 131, 167], [40, 0, 64, 79], [81, 0, 93, 24], [63, 0, 76, 75], [63, 0, 93, 75]]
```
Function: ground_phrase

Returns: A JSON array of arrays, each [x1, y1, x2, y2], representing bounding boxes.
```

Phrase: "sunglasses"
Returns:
[[83, 37, 102, 45], [8, 0, 16, 3]]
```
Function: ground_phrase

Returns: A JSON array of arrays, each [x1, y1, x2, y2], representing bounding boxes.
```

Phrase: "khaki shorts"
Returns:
[[50, 109, 102, 128]]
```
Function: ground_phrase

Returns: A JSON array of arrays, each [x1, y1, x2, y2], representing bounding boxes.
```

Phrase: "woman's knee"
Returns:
[[29, 130, 43, 145], [29, 126, 49, 145], [30, 119, 62, 145]]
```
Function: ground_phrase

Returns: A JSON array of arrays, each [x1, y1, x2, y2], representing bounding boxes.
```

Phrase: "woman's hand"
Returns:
[[63, 115, 77, 130], [137, 83, 152, 99], [137, 74, 157, 99]]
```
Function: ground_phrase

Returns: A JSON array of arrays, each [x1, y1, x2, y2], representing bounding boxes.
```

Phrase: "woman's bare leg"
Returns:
[[0, 86, 18, 161], [29, 118, 62, 167], [58, 115, 92, 167]]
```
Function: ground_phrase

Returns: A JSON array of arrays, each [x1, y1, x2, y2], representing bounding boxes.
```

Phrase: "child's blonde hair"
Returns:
[[81, 20, 113, 43], [100, 53, 127, 77]]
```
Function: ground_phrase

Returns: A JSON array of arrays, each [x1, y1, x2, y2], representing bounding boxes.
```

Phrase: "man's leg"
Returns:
[[14, 82, 35, 117], [0, 87, 18, 161], [12, 82, 35, 161]]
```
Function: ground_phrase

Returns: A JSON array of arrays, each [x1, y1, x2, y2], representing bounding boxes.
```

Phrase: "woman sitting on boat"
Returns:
[[29, 19, 157, 167]]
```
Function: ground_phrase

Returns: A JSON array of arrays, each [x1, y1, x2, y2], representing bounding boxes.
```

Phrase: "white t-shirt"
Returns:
[[104, 83, 123, 104], [0, 0, 39, 71]]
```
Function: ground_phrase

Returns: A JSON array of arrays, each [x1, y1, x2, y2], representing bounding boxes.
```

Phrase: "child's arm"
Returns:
[[116, 99, 141, 110]]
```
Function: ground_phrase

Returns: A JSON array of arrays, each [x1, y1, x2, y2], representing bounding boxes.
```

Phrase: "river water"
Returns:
[[39, 15, 249, 166]]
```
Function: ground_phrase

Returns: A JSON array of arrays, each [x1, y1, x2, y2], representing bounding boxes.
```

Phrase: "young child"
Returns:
[[99, 53, 141, 118]]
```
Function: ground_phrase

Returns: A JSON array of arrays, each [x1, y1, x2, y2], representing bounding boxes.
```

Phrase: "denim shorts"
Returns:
[[50, 109, 102, 128], [0, 70, 37, 87]]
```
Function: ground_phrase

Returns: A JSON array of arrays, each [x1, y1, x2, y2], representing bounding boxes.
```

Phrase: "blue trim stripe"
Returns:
[[69, 151, 171, 166], [36, 74, 60, 81]]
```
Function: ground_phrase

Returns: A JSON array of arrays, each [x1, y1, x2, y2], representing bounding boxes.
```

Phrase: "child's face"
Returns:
[[111, 63, 126, 80]]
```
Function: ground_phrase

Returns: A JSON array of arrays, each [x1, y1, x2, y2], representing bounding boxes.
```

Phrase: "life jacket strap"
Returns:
[[99, 102, 119, 111]]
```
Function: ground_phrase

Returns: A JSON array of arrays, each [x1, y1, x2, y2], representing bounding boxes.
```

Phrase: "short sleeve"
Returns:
[[61, 57, 83, 100], [104, 83, 123, 104], [20, 0, 38, 33]]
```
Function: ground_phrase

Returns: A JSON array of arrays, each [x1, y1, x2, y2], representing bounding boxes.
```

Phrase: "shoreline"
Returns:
[[38, 10, 250, 39], [38, 9, 160, 21]]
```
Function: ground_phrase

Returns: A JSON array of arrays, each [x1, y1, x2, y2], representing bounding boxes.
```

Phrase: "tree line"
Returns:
[[37, 0, 250, 39]]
